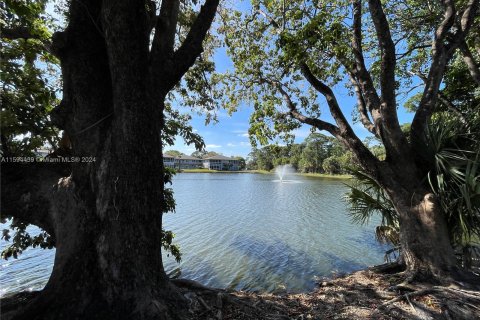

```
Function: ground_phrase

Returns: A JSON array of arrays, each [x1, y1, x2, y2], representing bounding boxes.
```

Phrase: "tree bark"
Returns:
[[389, 189, 456, 281]]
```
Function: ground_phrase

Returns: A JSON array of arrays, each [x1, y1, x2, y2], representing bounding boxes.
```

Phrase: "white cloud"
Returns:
[[227, 142, 250, 148], [238, 133, 249, 137], [292, 128, 312, 138], [206, 144, 222, 149]]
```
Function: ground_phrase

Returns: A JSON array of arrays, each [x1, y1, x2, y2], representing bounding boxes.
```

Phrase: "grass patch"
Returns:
[[298, 173, 352, 179], [178, 170, 349, 178]]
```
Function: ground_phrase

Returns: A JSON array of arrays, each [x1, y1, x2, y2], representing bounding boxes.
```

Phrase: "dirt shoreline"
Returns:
[[2, 268, 479, 319], [180, 268, 480, 319]]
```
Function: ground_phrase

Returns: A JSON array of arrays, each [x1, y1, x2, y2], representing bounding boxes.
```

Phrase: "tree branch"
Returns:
[[272, 81, 341, 137], [395, 44, 431, 59], [298, 63, 379, 169], [1, 26, 54, 55], [412, 0, 478, 139], [150, 0, 180, 60], [459, 0, 478, 35], [300, 62, 362, 138], [1, 163, 70, 237], [349, 73, 377, 136], [365, 0, 416, 170], [350, 0, 382, 120], [154, 0, 219, 95], [410, 70, 469, 127], [437, 93, 469, 127], [1, 27, 38, 40], [367, 0, 397, 110], [459, 40, 480, 85]]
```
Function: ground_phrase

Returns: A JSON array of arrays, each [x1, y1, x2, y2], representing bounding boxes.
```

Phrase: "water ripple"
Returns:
[[1, 173, 387, 297]]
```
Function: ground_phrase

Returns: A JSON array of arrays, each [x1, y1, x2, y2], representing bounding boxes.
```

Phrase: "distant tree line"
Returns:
[[247, 133, 362, 174]]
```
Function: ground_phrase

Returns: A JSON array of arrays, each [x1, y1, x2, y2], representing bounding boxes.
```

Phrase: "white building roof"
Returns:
[[204, 155, 237, 161]]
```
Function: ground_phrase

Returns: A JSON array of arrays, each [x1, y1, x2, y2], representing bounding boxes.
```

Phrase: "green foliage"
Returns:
[[203, 151, 222, 158], [344, 170, 399, 234], [1, 0, 61, 259], [322, 156, 340, 175], [163, 105, 205, 152], [232, 156, 246, 170], [191, 150, 208, 158], [1, 220, 54, 260], [1, 0, 60, 156], [247, 132, 354, 173], [164, 150, 186, 157], [421, 116, 480, 246], [172, 3, 223, 125]]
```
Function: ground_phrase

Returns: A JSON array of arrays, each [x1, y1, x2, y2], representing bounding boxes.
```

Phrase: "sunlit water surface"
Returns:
[[1, 173, 388, 297]]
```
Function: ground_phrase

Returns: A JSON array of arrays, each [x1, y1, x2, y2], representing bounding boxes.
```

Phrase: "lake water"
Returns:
[[0, 173, 388, 297]]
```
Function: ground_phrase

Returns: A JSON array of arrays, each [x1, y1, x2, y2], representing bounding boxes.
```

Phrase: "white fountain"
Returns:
[[274, 164, 298, 183]]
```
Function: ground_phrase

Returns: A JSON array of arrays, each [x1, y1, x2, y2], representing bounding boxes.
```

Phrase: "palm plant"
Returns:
[[343, 170, 401, 262], [344, 114, 480, 268]]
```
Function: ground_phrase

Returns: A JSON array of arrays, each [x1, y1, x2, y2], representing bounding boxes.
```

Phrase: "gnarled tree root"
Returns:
[[368, 262, 405, 274], [172, 278, 290, 319], [375, 286, 480, 320]]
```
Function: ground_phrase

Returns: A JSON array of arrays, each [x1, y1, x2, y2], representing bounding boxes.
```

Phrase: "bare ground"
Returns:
[[177, 269, 480, 320], [2, 269, 479, 319]]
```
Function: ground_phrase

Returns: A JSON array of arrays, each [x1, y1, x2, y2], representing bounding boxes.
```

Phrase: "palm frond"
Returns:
[[343, 169, 398, 230]]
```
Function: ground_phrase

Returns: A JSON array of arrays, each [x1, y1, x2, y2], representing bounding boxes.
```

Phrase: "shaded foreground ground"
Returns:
[[2, 268, 479, 319], [175, 268, 480, 320]]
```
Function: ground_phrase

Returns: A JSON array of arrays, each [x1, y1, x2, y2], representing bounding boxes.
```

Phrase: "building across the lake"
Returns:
[[174, 155, 203, 169], [163, 154, 176, 168], [162, 154, 240, 171], [202, 155, 240, 171]]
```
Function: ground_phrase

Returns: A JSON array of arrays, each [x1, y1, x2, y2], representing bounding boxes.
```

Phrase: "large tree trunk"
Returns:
[[389, 188, 457, 282], [2, 0, 206, 319], [5, 170, 188, 320]]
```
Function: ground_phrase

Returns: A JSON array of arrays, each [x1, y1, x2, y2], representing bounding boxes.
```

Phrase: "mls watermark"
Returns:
[[1, 156, 96, 163]]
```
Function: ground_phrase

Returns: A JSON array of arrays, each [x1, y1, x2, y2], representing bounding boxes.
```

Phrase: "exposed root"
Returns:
[[0, 291, 38, 319], [376, 285, 480, 320], [368, 262, 405, 274], [172, 278, 222, 292], [172, 278, 275, 319], [377, 288, 438, 310]]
